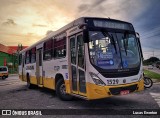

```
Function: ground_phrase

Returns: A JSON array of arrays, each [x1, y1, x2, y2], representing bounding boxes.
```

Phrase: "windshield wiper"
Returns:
[[123, 31, 129, 55], [102, 31, 117, 54]]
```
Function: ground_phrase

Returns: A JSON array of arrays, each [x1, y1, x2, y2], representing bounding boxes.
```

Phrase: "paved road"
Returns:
[[0, 75, 160, 118]]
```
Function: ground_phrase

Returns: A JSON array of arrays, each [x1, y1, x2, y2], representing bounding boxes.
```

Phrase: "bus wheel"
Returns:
[[2, 76, 6, 80], [56, 79, 73, 101]]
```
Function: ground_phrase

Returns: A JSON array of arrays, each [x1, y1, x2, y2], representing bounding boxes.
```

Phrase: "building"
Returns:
[[0, 43, 27, 73]]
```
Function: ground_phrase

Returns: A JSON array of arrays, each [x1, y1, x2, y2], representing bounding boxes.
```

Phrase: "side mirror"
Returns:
[[136, 32, 140, 39]]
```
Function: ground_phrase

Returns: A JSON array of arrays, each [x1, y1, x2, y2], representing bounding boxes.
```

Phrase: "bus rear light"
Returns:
[[89, 72, 106, 86]]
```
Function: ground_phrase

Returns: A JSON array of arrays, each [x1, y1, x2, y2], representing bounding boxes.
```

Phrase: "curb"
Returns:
[[152, 79, 160, 83], [153, 82, 160, 85]]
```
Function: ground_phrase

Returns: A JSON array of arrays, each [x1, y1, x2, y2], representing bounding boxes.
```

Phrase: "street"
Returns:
[[143, 66, 160, 74], [0, 75, 160, 117]]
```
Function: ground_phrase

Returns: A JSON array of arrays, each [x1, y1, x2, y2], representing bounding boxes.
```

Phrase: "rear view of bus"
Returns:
[[68, 18, 144, 100]]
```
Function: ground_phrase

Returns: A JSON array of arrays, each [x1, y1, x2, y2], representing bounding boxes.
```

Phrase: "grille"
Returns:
[[109, 84, 138, 95]]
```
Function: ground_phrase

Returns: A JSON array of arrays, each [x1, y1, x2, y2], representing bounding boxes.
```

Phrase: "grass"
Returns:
[[144, 69, 160, 80]]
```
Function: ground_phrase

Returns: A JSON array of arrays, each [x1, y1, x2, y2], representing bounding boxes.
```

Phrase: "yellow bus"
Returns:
[[18, 17, 144, 100], [0, 66, 8, 80]]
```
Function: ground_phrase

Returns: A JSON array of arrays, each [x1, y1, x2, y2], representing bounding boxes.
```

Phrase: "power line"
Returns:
[[141, 25, 160, 35], [141, 33, 160, 40], [141, 29, 160, 37]]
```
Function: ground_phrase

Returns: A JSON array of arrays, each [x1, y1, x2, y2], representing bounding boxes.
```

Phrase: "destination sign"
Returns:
[[93, 20, 134, 31]]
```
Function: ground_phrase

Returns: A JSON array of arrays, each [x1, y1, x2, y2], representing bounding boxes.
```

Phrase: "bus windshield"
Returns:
[[89, 31, 140, 70]]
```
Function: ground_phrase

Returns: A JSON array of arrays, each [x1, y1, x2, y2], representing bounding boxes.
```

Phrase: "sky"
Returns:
[[0, 0, 160, 59]]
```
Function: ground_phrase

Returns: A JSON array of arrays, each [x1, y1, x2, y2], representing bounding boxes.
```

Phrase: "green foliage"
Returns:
[[143, 57, 159, 65], [144, 69, 160, 80]]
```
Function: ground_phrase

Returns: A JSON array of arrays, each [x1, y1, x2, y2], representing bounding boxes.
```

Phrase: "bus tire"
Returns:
[[2, 76, 6, 80], [26, 74, 34, 89], [56, 79, 73, 101]]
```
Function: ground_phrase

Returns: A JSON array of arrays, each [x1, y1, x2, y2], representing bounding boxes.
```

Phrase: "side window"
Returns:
[[39, 50, 42, 66], [25, 51, 30, 64], [43, 39, 53, 60], [54, 37, 66, 58], [19, 54, 22, 65], [31, 47, 36, 63], [70, 37, 76, 64]]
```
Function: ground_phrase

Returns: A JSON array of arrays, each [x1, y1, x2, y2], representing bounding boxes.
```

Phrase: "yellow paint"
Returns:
[[30, 76, 37, 85], [65, 80, 71, 93], [19, 73, 144, 100], [65, 79, 86, 96], [39, 76, 43, 85], [85, 79, 144, 100], [79, 92, 87, 96], [0, 73, 8, 77], [43, 77, 55, 90], [86, 83, 109, 100], [137, 78, 144, 91]]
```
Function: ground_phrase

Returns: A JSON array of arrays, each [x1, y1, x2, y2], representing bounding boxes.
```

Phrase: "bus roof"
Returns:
[[19, 17, 132, 54]]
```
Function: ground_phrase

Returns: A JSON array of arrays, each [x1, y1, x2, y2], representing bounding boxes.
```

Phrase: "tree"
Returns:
[[143, 57, 160, 65]]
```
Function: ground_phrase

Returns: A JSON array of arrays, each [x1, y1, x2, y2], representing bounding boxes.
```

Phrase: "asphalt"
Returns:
[[0, 75, 160, 118]]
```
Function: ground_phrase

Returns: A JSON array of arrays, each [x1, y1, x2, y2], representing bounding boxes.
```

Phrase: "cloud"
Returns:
[[78, 0, 106, 13], [132, 0, 160, 59], [32, 24, 47, 27], [2, 19, 17, 26], [0, 32, 43, 46], [0, 0, 159, 59]]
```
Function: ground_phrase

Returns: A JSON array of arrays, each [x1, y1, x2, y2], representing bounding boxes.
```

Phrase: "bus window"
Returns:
[[19, 54, 22, 65], [54, 37, 66, 58], [25, 51, 30, 64], [70, 37, 76, 64], [43, 39, 53, 60], [77, 35, 84, 68], [31, 47, 36, 63], [39, 49, 42, 66]]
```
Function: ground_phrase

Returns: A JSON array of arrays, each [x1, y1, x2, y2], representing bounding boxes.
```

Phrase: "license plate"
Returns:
[[120, 90, 130, 95]]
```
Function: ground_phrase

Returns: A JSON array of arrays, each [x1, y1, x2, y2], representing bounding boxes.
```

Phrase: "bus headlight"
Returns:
[[89, 72, 106, 86]]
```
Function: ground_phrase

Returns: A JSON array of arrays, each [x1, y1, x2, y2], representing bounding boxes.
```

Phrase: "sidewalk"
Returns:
[[152, 79, 160, 83], [143, 66, 160, 74], [9, 74, 18, 76]]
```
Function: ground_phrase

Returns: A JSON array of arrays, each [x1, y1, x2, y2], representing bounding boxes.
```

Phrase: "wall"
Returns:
[[0, 52, 18, 73]]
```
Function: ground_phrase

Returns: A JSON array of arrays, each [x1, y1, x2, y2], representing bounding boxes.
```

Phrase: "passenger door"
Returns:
[[69, 33, 86, 96], [22, 55, 25, 81], [36, 48, 43, 86]]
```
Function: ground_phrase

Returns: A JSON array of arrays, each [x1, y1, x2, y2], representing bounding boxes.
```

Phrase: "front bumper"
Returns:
[[86, 79, 144, 100]]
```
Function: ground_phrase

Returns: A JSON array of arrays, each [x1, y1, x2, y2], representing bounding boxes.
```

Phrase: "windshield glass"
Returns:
[[0, 67, 7, 72], [89, 31, 140, 70]]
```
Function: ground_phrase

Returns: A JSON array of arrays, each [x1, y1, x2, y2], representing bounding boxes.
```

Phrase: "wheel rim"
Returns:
[[144, 79, 149, 85], [60, 84, 66, 95], [144, 79, 152, 88]]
